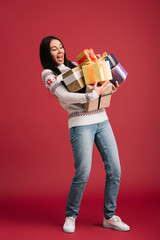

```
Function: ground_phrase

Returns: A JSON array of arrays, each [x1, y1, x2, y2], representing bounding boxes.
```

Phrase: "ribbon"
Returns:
[[63, 69, 83, 85], [109, 55, 116, 66], [98, 92, 112, 109], [96, 52, 108, 61], [77, 49, 108, 65], [85, 49, 97, 61], [78, 55, 88, 64], [100, 92, 112, 97]]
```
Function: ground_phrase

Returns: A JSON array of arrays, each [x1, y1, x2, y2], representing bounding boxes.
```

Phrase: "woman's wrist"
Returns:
[[89, 90, 99, 101]]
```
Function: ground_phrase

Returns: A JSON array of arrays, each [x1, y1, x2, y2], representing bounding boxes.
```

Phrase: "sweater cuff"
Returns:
[[88, 90, 99, 101]]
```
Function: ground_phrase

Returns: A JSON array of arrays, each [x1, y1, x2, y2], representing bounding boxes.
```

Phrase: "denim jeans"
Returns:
[[66, 120, 121, 219]]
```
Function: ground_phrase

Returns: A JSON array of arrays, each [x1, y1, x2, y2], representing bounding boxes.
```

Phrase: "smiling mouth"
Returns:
[[57, 55, 64, 61]]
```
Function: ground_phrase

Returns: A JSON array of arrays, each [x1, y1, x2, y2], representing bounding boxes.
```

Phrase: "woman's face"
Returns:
[[49, 39, 65, 65]]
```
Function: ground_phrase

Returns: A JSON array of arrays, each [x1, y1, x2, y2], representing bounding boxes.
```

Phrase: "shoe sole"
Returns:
[[63, 227, 75, 233], [103, 223, 130, 232]]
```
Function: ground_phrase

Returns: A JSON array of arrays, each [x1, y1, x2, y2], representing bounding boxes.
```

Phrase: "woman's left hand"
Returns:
[[112, 81, 120, 93]]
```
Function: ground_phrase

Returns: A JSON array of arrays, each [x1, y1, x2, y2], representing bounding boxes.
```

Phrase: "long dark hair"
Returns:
[[39, 36, 76, 75]]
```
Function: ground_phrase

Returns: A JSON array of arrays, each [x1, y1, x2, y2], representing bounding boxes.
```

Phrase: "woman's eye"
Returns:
[[60, 46, 63, 49]]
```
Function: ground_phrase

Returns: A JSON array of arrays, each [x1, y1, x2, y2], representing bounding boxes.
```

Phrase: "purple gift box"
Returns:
[[110, 63, 128, 86]]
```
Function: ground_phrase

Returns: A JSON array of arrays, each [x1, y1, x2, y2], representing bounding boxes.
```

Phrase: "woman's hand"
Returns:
[[93, 80, 109, 96], [111, 81, 120, 93]]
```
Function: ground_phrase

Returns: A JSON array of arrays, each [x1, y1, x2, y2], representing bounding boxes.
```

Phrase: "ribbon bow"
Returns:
[[96, 52, 108, 61], [85, 51, 107, 65], [84, 49, 97, 62]]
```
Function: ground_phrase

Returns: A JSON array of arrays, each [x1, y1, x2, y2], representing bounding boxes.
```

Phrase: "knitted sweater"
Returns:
[[42, 63, 108, 128]]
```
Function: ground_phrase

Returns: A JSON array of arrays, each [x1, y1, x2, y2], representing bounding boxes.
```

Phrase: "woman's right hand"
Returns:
[[93, 80, 109, 96]]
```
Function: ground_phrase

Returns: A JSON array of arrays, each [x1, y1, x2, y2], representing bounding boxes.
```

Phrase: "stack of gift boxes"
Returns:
[[62, 49, 128, 111]]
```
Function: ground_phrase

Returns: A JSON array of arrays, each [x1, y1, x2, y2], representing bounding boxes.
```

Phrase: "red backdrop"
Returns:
[[0, 0, 160, 213], [0, 0, 160, 195]]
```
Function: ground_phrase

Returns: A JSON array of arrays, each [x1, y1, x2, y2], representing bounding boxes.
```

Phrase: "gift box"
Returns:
[[105, 53, 118, 69], [76, 49, 97, 67], [84, 83, 112, 111], [84, 85, 99, 111], [62, 66, 85, 92], [110, 63, 128, 86], [99, 83, 112, 109], [82, 61, 112, 85]]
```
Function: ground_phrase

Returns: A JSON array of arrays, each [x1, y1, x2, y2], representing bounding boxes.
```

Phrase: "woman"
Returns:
[[39, 36, 130, 233]]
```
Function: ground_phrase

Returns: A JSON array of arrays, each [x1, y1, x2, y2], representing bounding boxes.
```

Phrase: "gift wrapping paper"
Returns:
[[84, 83, 112, 111], [82, 61, 112, 85], [84, 84, 99, 111], [76, 49, 97, 67], [98, 83, 112, 109], [110, 63, 128, 86], [105, 53, 118, 68], [62, 66, 85, 92]]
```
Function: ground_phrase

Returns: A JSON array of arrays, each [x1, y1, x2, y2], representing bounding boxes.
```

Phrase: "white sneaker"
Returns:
[[63, 216, 75, 233], [103, 215, 130, 231]]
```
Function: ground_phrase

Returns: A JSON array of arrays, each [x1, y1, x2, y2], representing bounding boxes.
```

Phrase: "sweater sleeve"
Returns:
[[42, 69, 99, 104]]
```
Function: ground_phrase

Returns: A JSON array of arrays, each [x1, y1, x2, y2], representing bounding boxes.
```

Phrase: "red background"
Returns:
[[0, 0, 160, 239]]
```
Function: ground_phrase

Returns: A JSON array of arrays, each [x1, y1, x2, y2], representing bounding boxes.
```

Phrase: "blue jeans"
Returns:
[[66, 120, 121, 219]]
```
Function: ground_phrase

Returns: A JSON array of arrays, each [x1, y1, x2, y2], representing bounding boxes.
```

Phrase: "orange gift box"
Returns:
[[82, 61, 112, 85]]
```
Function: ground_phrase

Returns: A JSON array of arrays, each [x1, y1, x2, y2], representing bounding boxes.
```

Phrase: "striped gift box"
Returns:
[[62, 66, 85, 92], [110, 63, 128, 86], [105, 53, 118, 69]]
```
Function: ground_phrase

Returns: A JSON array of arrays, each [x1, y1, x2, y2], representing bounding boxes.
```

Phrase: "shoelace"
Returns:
[[114, 216, 126, 225], [115, 216, 121, 222], [65, 217, 75, 226]]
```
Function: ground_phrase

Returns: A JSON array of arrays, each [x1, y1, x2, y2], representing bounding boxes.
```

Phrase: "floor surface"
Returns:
[[0, 192, 159, 240]]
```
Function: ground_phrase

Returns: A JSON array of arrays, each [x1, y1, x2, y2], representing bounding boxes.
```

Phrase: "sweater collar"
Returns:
[[57, 64, 69, 71]]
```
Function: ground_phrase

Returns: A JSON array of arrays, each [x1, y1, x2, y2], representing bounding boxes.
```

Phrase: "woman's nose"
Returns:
[[58, 48, 62, 53]]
